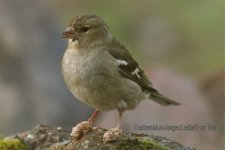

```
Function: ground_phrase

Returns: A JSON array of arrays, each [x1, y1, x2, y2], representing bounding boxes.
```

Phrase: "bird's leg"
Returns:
[[88, 110, 99, 127], [71, 110, 100, 142], [103, 110, 123, 143], [116, 110, 123, 129]]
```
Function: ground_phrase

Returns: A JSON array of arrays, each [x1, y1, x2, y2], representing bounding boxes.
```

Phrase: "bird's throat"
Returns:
[[68, 39, 80, 49]]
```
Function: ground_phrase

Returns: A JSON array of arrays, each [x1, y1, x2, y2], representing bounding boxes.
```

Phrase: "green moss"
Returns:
[[0, 139, 27, 150], [113, 138, 169, 150]]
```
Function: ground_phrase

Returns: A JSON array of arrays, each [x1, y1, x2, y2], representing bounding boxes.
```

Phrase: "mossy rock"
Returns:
[[55, 128, 184, 150], [0, 139, 27, 150], [112, 138, 169, 150], [5, 124, 194, 150]]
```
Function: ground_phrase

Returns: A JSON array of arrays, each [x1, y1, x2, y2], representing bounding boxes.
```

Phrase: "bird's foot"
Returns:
[[71, 121, 92, 142], [103, 127, 122, 143]]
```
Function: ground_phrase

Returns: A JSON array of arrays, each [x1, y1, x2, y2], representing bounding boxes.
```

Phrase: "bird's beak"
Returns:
[[62, 27, 76, 39]]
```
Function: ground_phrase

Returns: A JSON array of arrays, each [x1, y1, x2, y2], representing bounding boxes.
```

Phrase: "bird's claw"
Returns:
[[103, 127, 122, 143], [71, 121, 92, 142]]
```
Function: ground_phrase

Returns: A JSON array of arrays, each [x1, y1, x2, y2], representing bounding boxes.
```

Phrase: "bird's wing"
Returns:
[[107, 41, 157, 93], [107, 40, 180, 106]]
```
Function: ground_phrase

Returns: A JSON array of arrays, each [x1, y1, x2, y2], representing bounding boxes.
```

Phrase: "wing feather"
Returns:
[[107, 39, 180, 106], [107, 41, 153, 91]]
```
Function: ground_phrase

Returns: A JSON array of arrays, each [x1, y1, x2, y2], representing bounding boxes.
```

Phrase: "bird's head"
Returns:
[[62, 14, 112, 48]]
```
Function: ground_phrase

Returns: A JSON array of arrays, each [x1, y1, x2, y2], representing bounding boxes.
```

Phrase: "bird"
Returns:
[[61, 14, 180, 142]]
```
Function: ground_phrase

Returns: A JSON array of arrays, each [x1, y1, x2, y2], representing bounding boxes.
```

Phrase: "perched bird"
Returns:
[[61, 14, 180, 142]]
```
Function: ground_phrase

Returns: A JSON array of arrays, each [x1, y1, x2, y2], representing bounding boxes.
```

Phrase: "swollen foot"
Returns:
[[103, 128, 122, 143], [71, 121, 92, 142]]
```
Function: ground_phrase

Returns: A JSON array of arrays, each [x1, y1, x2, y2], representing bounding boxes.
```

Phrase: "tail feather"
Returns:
[[142, 83, 180, 106], [149, 92, 180, 106]]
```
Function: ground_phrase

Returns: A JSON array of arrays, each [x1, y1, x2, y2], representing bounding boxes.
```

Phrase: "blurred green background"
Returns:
[[51, 0, 224, 77], [0, 0, 224, 150]]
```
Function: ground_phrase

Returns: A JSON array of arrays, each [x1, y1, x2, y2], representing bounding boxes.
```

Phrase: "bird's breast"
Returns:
[[61, 47, 120, 110]]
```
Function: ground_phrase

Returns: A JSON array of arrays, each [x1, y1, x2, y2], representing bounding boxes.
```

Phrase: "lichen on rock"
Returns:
[[0, 139, 27, 150], [4, 124, 195, 150]]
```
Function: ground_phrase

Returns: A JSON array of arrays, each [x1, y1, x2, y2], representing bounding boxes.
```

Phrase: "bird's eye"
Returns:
[[80, 26, 91, 32]]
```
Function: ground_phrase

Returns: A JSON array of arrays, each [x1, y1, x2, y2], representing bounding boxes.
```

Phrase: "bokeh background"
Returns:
[[0, 0, 224, 150]]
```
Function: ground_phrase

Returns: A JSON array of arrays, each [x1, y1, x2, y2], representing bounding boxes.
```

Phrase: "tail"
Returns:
[[149, 91, 180, 106]]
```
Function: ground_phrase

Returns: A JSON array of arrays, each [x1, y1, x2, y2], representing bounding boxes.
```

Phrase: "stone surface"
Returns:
[[5, 124, 195, 150]]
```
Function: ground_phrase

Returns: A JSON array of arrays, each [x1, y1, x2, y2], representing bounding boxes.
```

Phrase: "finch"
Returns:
[[61, 14, 180, 142]]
